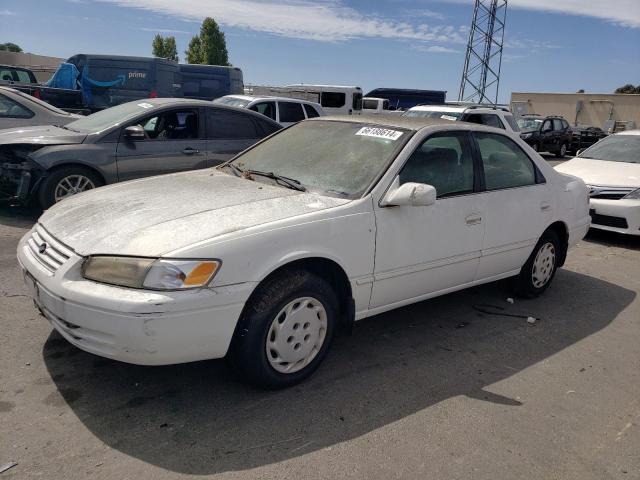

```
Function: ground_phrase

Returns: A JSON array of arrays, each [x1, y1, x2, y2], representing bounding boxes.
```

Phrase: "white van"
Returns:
[[213, 95, 325, 127], [246, 84, 363, 116]]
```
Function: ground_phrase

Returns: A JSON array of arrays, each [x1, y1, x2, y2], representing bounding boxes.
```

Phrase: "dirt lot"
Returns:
[[1, 200, 639, 479]]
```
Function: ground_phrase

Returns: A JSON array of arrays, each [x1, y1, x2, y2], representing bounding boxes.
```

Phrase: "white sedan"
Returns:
[[555, 130, 640, 236], [17, 116, 590, 388]]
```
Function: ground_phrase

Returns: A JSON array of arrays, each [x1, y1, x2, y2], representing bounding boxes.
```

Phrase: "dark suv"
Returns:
[[517, 115, 572, 157]]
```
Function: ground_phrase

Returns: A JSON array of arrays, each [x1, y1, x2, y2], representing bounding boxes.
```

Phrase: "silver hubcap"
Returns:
[[532, 242, 556, 288], [560, 144, 567, 156], [54, 175, 95, 202], [266, 297, 327, 374]]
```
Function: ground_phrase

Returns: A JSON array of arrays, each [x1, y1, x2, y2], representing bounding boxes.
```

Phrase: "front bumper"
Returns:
[[17, 225, 256, 365], [589, 198, 640, 236], [0, 161, 41, 203]]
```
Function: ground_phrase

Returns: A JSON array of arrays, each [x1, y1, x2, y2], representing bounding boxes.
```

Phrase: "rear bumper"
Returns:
[[589, 199, 640, 236], [568, 215, 591, 246], [17, 228, 256, 365]]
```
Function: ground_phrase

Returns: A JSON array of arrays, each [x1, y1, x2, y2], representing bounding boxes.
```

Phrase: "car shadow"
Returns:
[[42, 269, 634, 475], [0, 204, 41, 228], [584, 228, 640, 251]]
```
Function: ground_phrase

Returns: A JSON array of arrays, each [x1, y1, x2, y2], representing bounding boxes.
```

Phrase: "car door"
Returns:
[[472, 131, 552, 280], [540, 119, 554, 151], [370, 131, 486, 309], [205, 107, 264, 166], [115, 107, 207, 182]]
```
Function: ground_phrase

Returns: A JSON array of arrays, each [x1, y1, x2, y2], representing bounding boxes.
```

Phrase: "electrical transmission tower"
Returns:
[[458, 0, 507, 104]]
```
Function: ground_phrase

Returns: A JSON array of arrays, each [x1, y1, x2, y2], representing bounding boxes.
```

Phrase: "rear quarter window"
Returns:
[[321, 92, 346, 108]]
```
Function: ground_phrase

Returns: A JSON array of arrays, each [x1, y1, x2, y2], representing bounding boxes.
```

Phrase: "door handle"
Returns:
[[540, 202, 552, 212], [465, 214, 482, 225], [182, 148, 199, 155]]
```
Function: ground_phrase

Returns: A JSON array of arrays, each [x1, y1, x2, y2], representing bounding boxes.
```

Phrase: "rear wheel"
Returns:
[[38, 166, 103, 209], [556, 142, 568, 158], [230, 269, 338, 389], [513, 230, 562, 298]]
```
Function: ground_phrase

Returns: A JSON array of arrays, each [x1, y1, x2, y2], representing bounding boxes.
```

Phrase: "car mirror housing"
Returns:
[[124, 125, 146, 140], [381, 179, 437, 207]]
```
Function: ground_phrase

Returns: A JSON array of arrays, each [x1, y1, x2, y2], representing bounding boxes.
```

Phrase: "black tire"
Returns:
[[230, 269, 338, 389], [556, 142, 568, 158], [38, 166, 103, 209], [513, 229, 562, 298]]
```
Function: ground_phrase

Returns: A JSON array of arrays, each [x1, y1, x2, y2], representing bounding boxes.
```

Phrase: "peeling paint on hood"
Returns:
[[0, 124, 87, 145], [39, 169, 350, 256]]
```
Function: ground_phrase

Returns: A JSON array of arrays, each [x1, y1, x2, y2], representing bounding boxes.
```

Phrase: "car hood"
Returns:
[[0, 124, 86, 145], [39, 169, 350, 256], [554, 158, 640, 188]]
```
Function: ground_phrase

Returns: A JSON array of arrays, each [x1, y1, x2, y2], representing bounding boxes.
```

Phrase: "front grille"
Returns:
[[26, 224, 73, 273], [590, 210, 629, 229], [587, 185, 634, 201]]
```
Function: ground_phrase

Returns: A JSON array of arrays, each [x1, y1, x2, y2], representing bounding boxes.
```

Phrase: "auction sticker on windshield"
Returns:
[[356, 127, 403, 140]]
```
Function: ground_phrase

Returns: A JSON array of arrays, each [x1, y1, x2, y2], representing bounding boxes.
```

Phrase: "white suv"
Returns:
[[214, 95, 325, 127], [404, 104, 520, 133]]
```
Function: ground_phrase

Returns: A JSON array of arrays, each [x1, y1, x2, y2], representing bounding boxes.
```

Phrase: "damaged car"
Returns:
[[0, 98, 280, 207], [18, 116, 590, 388]]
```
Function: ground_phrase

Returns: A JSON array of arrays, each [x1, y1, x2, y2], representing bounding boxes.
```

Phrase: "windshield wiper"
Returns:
[[218, 162, 244, 177], [245, 169, 307, 192]]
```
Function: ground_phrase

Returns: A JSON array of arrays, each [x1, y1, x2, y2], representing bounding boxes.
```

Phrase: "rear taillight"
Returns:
[[149, 90, 158, 98], [33, 89, 41, 99]]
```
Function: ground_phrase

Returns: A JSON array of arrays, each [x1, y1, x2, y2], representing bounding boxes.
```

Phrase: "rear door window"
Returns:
[[278, 102, 305, 123], [303, 104, 320, 118], [465, 113, 505, 129], [249, 101, 276, 121], [475, 132, 537, 190], [321, 92, 345, 108], [14, 70, 34, 83], [207, 108, 259, 138]]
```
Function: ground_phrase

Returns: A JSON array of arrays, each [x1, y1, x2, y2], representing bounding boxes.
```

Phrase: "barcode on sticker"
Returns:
[[356, 127, 403, 140]]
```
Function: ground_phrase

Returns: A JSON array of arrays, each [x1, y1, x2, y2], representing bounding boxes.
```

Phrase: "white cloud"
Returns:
[[100, 0, 467, 43], [441, 0, 640, 28], [140, 27, 192, 35], [0, 10, 17, 15], [415, 45, 460, 53]]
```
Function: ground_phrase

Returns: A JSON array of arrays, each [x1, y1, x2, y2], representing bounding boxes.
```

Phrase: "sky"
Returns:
[[1, 0, 639, 102]]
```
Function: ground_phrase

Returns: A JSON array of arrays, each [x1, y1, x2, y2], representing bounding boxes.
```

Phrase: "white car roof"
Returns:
[[408, 105, 466, 113], [617, 129, 640, 136], [222, 95, 322, 106]]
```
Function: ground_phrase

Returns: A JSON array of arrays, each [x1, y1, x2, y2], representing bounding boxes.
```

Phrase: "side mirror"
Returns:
[[124, 125, 146, 140], [381, 179, 437, 207]]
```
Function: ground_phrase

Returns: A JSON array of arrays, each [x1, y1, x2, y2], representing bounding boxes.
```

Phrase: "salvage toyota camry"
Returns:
[[17, 116, 591, 388]]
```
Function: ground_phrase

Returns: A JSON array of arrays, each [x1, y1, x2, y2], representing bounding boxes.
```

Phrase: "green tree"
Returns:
[[163, 36, 178, 62], [0, 42, 23, 52], [152, 34, 179, 62], [614, 84, 640, 94], [185, 35, 202, 64], [184, 17, 230, 66]]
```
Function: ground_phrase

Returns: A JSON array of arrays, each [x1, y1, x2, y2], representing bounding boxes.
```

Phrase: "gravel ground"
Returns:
[[0, 197, 638, 479]]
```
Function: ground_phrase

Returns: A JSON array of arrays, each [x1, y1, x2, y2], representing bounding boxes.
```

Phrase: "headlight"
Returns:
[[82, 256, 221, 290], [623, 188, 640, 200]]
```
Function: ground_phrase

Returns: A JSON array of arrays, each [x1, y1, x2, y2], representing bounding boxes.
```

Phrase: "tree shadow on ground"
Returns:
[[43, 269, 634, 475]]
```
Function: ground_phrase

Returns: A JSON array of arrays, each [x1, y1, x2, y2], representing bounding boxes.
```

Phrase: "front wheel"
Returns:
[[230, 269, 338, 389], [513, 230, 561, 298], [38, 166, 103, 209]]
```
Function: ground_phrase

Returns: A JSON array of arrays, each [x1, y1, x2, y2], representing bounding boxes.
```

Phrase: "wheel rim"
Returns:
[[531, 242, 556, 288], [560, 144, 567, 156], [54, 175, 96, 202], [266, 296, 327, 374]]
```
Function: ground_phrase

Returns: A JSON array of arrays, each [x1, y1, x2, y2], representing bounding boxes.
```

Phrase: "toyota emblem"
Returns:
[[38, 243, 47, 254]]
